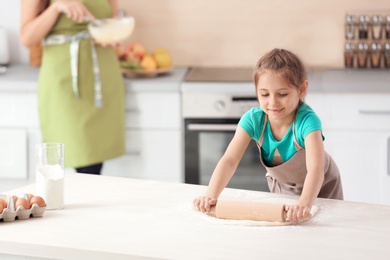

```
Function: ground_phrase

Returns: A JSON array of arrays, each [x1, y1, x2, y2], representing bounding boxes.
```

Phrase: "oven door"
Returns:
[[184, 118, 269, 192]]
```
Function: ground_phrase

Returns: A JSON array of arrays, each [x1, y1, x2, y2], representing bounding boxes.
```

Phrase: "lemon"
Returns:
[[152, 48, 173, 68]]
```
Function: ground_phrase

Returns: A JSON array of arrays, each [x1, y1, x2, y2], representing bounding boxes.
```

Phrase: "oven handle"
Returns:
[[187, 123, 237, 131]]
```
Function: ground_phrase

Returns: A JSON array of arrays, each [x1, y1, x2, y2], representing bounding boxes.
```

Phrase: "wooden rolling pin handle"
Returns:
[[208, 201, 314, 223], [209, 200, 286, 222]]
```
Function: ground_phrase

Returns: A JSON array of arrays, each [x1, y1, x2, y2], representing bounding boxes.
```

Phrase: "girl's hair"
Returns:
[[253, 48, 307, 90]]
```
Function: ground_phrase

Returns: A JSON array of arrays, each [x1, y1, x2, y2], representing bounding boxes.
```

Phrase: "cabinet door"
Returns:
[[0, 129, 27, 179], [382, 136, 390, 205], [323, 130, 384, 204], [125, 92, 180, 129], [27, 129, 42, 179], [103, 129, 182, 182]]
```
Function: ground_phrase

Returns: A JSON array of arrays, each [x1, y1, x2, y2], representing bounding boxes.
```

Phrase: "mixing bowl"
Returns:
[[88, 16, 135, 45]]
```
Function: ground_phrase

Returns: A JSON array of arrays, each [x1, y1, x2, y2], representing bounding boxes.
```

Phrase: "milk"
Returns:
[[36, 164, 64, 210]]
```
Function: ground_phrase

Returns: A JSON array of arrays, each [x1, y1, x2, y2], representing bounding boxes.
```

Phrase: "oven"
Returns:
[[182, 68, 269, 192]]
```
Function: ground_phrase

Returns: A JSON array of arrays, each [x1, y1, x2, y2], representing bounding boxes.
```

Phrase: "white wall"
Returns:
[[2, 1, 390, 67]]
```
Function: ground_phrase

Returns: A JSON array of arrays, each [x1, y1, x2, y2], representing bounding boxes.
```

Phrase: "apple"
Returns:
[[140, 54, 157, 70], [125, 42, 146, 60]]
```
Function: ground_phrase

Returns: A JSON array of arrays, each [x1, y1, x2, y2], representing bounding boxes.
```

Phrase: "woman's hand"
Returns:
[[53, 0, 94, 23], [193, 196, 217, 213], [284, 204, 311, 223]]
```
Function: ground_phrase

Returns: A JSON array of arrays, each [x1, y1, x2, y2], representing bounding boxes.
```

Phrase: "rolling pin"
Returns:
[[209, 200, 287, 222]]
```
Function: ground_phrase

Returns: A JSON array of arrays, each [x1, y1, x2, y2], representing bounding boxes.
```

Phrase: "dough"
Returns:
[[201, 198, 319, 226]]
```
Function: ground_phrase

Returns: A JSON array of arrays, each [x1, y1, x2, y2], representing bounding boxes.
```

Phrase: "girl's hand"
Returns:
[[284, 204, 311, 223], [193, 196, 217, 213], [53, 0, 94, 23]]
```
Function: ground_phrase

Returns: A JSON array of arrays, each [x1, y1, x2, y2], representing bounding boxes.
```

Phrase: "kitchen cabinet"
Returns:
[[0, 129, 27, 179], [306, 93, 390, 205], [0, 92, 38, 180], [103, 92, 182, 182], [0, 65, 188, 189]]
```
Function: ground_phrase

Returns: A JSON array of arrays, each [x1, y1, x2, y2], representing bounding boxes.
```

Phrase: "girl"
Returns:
[[193, 48, 343, 223], [20, 0, 126, 174]]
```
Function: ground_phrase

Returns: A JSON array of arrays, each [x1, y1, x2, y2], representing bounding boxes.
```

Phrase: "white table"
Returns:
[[1, 173, 390, 260]]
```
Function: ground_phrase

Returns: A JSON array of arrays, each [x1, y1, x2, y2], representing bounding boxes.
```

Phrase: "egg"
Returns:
[[0, 203, 3, 213], [15, 198, 30, 210], [26, 193, 34, 201], [12, 195, 18, 204], [30, 196, 46, 207], [0, 198, 6, 208]]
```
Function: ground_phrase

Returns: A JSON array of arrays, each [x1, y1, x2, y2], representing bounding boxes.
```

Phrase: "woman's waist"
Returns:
[[48, 27, 88, 37]]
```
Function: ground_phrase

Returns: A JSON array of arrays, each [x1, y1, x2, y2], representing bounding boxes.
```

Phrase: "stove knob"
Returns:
[[214, 100, 226, 111]]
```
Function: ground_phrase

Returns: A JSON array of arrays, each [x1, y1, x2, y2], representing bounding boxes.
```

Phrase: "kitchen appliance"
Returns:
[[182, 67, 269, 192], [0, 26, 10, 65]]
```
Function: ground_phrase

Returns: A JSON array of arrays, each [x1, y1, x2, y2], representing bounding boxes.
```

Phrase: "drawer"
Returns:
[[0, 128, 27, 179], [0, 93, 39, 127], [103, 129, 182, 182], [125, 92, 180, 129], [307, 93, 390, 130]]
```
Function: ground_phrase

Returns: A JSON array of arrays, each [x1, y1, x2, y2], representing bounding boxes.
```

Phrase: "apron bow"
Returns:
[[44, 31, 102, 108]]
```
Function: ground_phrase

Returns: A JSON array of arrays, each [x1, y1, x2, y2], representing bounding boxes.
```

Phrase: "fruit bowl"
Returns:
[[88, 16, 135, 45], [122, 67, 172, 78]]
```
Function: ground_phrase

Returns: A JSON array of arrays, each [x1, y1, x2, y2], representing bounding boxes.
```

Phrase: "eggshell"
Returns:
[[12, 195, 18, 204], [30, 196, 46, 207], [0, 198, 6, 208], [15, 198, 30, 210], [27, 193, 34, 201]]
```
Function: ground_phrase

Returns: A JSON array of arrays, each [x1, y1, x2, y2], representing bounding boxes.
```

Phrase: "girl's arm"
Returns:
[[193, 126, 251, 213], [20, 0, 94, 47], [286, 130, 324, 222]]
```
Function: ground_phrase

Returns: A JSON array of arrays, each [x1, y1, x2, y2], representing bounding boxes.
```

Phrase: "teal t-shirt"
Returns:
[[238, 103, 323, 165]]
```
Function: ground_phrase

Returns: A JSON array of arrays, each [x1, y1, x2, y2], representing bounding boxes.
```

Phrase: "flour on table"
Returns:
[[198, 198, 319, 227]]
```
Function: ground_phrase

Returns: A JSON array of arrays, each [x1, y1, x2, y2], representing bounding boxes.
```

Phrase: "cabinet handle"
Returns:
[[125, 108, 140, 113], [359, 110, 390, 115], [388, 138, 390, 176], [126, 151, 141, 156], [187, 123, 237, 131]]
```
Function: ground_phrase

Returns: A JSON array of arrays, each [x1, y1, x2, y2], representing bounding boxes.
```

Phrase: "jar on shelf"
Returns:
[[371, 15, 383, 40], [384, 43, 390, 68], [358, 15, 370, 40], [370, 42, 382, 68], [344, 42, 356, 68], [386, 15, 390, 39], [345, 14, 357, 40], [357, 42, 369, 68]]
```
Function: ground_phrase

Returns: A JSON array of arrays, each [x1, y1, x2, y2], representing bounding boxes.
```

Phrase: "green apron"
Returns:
[[38, 0, 125, 168]]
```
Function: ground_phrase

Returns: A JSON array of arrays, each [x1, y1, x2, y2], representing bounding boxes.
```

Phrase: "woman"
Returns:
[[20, 0, 126, 174]]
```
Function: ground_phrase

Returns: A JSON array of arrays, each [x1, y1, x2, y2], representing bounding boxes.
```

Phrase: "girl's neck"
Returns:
[[268, 110, 297, 141]]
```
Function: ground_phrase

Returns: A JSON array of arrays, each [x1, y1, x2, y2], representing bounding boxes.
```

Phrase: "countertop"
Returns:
[[1, 65, 390, 93], [1, 173, 390, 260], [182, 67, 390, 93], [0, 65, 189, 92]]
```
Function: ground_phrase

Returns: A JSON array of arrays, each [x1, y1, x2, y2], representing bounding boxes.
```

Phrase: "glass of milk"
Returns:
[[36, 143, 64, 210]]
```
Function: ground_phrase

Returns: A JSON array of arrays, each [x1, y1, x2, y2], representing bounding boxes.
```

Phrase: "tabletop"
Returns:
[[1, 173, 390, 260]]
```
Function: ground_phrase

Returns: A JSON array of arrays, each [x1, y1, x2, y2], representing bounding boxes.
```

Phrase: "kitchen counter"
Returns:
[[1, 173, 390, 260], [1, 65, 390, 93], [0, 65, 188, 92], [182, 67, 390, 93]]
